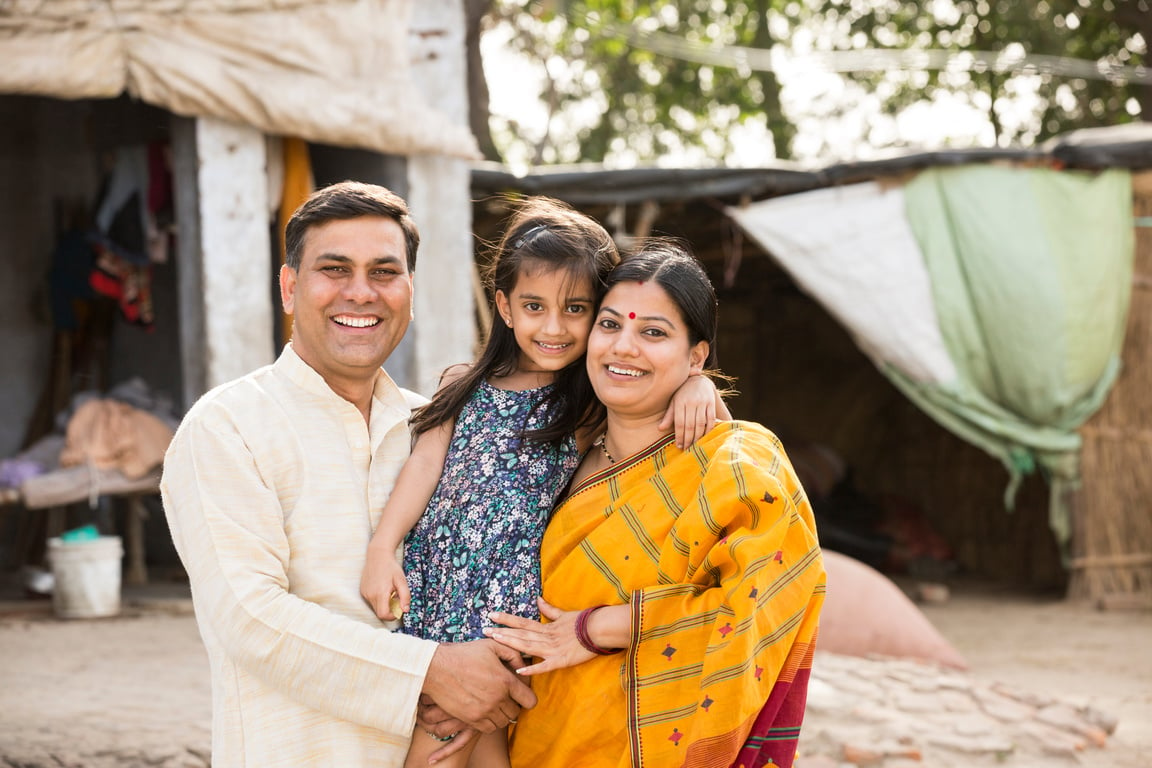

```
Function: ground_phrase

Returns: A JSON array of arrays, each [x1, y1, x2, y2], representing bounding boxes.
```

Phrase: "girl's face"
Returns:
[[495, 266, 597, 374], [587, 279, 709, 419]]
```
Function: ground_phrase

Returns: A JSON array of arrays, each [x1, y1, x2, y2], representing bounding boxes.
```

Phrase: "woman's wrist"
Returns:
[[575, 606, 620, 655], [575, 604, 631, 655]]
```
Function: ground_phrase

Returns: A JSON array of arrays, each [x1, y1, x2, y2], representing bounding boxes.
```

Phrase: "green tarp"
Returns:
[[890, 165, 1134, 548]]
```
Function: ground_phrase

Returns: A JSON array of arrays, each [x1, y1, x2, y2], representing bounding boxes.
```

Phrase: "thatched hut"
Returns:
[[1070, 168, 1152, 608], [472, 127, 1152, 603]]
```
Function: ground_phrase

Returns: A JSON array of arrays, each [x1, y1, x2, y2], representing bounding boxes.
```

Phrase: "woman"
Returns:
[[485, 241, 826, 768]]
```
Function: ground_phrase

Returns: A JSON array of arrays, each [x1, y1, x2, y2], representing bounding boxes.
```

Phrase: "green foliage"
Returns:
[[488, 0, 793, 164], [484, 0, 1148, 164], [828, 0, 1149, 146]]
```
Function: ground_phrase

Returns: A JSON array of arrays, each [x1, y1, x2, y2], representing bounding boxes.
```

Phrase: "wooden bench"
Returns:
[[16, 465, 162, 585]]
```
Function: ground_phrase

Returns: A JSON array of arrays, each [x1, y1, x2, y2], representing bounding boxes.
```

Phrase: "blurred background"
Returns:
[[0, 0, 1148, 608]]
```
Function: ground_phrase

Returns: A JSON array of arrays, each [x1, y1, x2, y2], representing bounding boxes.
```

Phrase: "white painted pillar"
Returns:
[[172, 116, 273, 404], [406, 0, 477, 397]]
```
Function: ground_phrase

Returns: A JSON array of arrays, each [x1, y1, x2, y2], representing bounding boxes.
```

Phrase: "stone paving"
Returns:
[[0, 594, 1145, 768], [798, 652, 1123, 767]]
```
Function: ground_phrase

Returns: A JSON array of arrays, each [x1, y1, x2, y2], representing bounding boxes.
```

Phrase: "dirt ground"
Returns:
[[916, 582, 1152, 766], [0, 577, 1148, 767]]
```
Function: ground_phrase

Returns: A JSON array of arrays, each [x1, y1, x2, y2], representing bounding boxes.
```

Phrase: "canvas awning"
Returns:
[[0, 0, 478, 158], [727, 166, 1134, 549]]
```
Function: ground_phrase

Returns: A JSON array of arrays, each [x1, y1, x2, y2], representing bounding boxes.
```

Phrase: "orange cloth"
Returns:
[[277, 137, 314, 341], [509, 421, 826, 768], [60, 399, 174, 479]]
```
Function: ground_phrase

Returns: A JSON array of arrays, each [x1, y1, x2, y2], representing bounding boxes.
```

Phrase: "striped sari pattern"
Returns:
[[508, 421, 825, 768]]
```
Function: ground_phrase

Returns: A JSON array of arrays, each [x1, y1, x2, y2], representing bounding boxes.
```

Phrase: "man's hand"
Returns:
[[421, 639, 537, 733]]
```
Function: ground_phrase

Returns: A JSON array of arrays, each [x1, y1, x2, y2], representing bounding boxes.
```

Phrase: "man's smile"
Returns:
[[332, 314, 381, 328]]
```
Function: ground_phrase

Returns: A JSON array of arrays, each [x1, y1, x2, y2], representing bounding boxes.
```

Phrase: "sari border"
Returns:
[[627, 591, 644, 768], [567, 432, 679, 499]]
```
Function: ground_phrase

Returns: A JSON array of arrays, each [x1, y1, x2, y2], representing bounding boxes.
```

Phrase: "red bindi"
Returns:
[[628, 312, 636, 319]]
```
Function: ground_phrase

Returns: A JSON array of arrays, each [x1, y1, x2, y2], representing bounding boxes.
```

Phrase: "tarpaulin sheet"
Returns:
[[728, 166, 1134, 547], [0, 0, 478, 158], [726, 181, 957, 385]]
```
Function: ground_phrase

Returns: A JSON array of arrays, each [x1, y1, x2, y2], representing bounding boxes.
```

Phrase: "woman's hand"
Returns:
[[483, 598, 596, 675], [359, 551, 410, 621]]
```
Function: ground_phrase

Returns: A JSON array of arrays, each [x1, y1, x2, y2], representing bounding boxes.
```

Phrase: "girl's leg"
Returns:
[[466, 729, 511, 768], [404, 725, 477, 768]]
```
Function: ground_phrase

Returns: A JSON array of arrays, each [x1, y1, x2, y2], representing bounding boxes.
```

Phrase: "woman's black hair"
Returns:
[[410, 197, 619, 442]]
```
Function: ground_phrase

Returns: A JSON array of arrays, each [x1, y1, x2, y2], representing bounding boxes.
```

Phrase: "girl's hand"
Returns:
[[483, 598, 596, 675], [661, 373, 719, 449], [428, 728, 479, 764], [359, 552, 410, 621], [416, 695, 477, 763]]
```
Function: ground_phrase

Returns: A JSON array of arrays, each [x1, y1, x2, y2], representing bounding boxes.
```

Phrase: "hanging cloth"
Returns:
[[727, 166, 1134, 550], [277, 137, 315, 341]]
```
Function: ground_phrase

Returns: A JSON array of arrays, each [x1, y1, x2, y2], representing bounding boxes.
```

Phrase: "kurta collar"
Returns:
[[275, 343, 412, 430]]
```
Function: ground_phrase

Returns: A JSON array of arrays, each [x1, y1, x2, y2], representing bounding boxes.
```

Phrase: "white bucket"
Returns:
[[46, 535, 124, 619]]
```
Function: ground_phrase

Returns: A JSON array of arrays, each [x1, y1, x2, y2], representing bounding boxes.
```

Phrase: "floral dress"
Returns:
[[402, 380, 580, 643]]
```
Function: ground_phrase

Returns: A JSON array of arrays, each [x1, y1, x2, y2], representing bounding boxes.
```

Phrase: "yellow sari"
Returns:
[[509, 421, 826, 768]]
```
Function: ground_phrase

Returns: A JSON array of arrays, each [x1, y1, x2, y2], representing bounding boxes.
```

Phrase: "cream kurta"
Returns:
[[161, 345, 436, 767]]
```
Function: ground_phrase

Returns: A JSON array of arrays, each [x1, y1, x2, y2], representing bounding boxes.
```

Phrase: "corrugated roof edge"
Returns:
[[472, 125, 1152, 204]]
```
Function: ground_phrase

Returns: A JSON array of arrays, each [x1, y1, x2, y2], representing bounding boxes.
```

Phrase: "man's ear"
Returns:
[[689, 341, 709, 375], [279, 265, 297, 315], [494, 289, 512, 327]]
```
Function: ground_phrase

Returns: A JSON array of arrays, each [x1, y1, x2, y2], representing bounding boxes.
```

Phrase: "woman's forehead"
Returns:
[[602, 280, 680, 319], [604, 279, 667, 303]]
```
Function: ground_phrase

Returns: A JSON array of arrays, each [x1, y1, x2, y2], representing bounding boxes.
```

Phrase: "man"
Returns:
[[162, 181, 534, 766]]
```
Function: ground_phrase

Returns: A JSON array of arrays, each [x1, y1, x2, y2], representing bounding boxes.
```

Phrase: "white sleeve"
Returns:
[[161, 407, 437, 735]]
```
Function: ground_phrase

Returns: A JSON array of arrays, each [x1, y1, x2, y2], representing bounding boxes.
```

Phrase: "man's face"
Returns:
[[280, 216, 414, 391]]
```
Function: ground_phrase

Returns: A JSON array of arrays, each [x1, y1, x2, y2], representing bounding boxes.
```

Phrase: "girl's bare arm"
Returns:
[[360, 366, 471, 620]]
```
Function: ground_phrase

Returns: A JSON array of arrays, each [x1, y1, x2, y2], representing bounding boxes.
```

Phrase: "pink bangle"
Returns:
[[574, 605, 622, 655]]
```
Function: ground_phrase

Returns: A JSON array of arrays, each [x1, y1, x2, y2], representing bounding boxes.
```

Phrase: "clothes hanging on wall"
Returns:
[[89, 244, 154, 327], [87, 142, 174, 329]]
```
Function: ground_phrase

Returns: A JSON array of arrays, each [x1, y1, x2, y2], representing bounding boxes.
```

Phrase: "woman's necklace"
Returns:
[[594, 433, 615, 464]]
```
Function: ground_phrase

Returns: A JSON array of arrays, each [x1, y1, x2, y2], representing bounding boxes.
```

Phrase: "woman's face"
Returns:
[[587, 279, 709, 420]]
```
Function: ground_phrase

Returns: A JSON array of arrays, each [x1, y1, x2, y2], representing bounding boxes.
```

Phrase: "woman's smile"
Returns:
[[604, 363, 646, 378]]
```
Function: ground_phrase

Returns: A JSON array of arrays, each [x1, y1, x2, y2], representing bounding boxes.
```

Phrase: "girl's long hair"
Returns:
[[410, 197, 619, 443]]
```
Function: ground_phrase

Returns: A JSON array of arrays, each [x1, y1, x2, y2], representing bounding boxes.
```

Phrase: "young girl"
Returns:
[[360, 198, 725, 768]]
